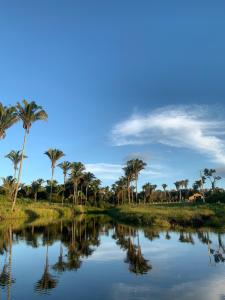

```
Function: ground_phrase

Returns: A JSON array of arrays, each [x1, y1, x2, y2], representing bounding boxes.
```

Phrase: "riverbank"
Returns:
[[106, 203, 225, 229], [1, 196, 225, 229]]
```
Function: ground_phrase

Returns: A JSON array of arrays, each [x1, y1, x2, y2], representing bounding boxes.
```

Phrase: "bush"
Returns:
[[206, 192, 225, 203]]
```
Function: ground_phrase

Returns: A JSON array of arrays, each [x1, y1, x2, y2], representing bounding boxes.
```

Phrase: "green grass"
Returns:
[[0, 195, 77, 222], [1, 195, 225, 229], [106, 203, 225, 229]]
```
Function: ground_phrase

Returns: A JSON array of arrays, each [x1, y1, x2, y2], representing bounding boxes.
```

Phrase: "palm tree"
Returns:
[[142, 183, 150, 203], [44, 149, 65, 202], [31, 179, 45, 201], [82, 172, 96, 205], [90, 179, 101, 206], [126, 159, 146, 204], [70, 162, 85, 205], [0, 103, 18, 139], [162, 184, 168, 202], [5, 150, 27, 179], [174, 181, 182, 201], [58, 161, 71, 205], [123, 165, 134, 204], [2, 176, 16, 199], [12, 100, 48, 210]]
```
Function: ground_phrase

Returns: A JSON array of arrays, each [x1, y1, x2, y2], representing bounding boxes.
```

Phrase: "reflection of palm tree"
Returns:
[[35, 245, 58, 294], [125, 235, 152, 275], [52, 243, 67, 274], [0, 227, 15, 300], [179, 232, 194, 244]]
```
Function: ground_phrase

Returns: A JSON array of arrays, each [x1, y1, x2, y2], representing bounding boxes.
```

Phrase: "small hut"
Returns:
[[188, 193, 203, 203]]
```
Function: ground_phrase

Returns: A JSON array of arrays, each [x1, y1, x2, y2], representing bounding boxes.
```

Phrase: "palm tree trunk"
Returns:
[[85, 186, 88, 206], [73, 183, 76, 205], [12, 129, 28, 211], [50, 166, 54, 202], [13, 167, 17, 180], [62, 174, 66, 206], [135, 177, 138, 204]]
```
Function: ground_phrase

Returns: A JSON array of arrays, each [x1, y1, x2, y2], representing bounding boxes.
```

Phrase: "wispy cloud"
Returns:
[[85, 163, 166, 181], [112, 105, 225, 165]]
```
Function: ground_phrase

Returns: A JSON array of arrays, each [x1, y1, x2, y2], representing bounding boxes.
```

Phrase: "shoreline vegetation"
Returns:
[[0, 196, 225, 230]]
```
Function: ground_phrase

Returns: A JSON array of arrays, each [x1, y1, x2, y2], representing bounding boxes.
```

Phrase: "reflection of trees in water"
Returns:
[[179, 232, 194, 244], [113, 224, 152, 275], [0, 226, 15, 300], [0, 218, 225, 297], [208, 233, 225, 264]]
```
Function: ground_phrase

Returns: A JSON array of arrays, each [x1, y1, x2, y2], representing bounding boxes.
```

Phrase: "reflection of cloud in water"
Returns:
[[112, 283, 152, 300], [169, 273, 225, 300], [88, 240, 124, 262], [88, 237, 176, 262], [111, 273, 225, 300]]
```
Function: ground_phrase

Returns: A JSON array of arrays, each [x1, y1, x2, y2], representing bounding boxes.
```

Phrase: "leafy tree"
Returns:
[[204, 169, 221, 191]]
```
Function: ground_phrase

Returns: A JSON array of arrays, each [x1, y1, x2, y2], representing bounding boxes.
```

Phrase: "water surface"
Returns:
[[1, 216, 225, 300]]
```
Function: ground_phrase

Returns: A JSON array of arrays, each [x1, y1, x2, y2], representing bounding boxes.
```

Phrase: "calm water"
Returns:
[[1, 216, 225, 300]]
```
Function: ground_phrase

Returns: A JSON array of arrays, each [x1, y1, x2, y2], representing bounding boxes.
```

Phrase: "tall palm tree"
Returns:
[[127, 159, 146, 204], [82, 172, 96, 205], [58, 161, 71, 205], [70, 162, 85, 205], [5, 150, 27, 179], [0, 103, 18, 140], [12, 100, 48, 210], [123, 165, 134, 204], [45, 149, 65, 202]]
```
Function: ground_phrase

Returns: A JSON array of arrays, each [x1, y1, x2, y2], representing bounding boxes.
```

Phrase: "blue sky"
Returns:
[[1, 0, 225, 189]]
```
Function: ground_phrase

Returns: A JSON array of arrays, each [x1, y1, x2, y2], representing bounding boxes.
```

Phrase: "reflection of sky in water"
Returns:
[[1, 224, 225, 300]]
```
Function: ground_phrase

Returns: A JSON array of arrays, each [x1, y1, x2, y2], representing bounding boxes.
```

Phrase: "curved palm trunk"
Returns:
[[12, 129, 28, 211]]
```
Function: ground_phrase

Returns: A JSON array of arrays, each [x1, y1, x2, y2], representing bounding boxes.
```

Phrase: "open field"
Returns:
[[106, 203, 225, 229]]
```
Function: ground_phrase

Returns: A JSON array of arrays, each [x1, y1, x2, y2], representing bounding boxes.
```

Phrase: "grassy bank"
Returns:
[[1, 195, 225, 229], [0, 196, 83, 222], [106, 203, 225, 229]]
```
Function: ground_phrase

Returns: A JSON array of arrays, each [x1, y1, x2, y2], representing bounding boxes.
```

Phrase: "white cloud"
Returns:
[[112, 105, 225, 165], [85, 163, 166, 181]]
